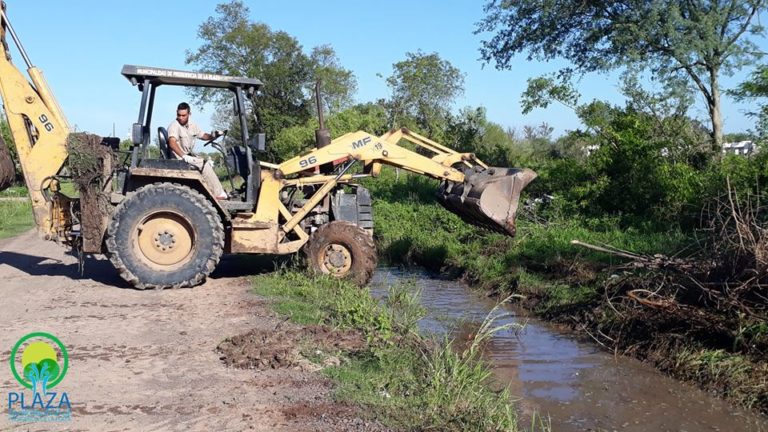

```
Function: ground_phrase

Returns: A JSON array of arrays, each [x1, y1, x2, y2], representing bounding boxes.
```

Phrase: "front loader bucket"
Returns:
[[0, 135, 15, 191], [438, 167, 537, 237]]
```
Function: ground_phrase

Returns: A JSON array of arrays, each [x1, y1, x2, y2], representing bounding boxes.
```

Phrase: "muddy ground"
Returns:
[[0, 230, 383, 432]]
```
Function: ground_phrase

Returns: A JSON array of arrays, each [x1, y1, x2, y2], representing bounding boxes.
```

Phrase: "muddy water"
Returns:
[[371, 267, 768, 432]]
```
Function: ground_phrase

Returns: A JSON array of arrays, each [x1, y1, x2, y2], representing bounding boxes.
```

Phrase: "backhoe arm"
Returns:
[[0, 4, 71, 238], [277, 127, 536, 236]]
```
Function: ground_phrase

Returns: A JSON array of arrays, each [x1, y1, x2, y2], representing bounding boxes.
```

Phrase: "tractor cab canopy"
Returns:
[[122, 65, 266, 206], [122, 65, 265, 156], [121, 65, 263, 93]]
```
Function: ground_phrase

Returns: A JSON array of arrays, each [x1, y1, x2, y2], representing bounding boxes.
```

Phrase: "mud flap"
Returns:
[[0, 135, 15, 191], [438, 167, 537, 236]]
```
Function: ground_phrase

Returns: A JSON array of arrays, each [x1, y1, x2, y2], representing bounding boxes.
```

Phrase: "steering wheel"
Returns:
[[203, 129, 228, 147], [157, 127, 171, 159]]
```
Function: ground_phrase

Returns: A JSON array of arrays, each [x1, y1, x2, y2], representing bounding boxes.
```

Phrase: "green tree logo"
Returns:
[[10, 332, 69, 399]]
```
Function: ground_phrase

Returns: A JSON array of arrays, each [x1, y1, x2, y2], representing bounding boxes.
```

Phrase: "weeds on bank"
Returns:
[[660, 347, 768, 411], [252, 270, 541, 431]]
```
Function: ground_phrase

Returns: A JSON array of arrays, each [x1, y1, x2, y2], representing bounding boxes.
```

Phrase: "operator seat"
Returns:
[[157, 127, 171, 159]]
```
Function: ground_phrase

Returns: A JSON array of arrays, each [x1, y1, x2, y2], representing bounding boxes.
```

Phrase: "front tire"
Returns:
[[106, 183, 224, 289], [305, 221, 377, 286]]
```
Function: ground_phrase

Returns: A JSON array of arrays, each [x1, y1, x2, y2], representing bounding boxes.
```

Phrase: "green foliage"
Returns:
[[385, 51, 465, 140], [369, 168, 689, 299], [333, 286, 393, 344], [670, 348, 768, 410], [0, 200, 33, 239], [268, 103, 388, 162], [0, 114, 21, 180], [521, 76, 579, 114], [730, 64, 768, 140], [477, 0, 768, 148], [1, 114, 16, 158], [253, 270, 393, 343], [310, 45, 358, 114], [0, 184, 27, 197], [515, 101, 761, 227], [187, 1, 356, 145], [445, 107, 516, 166]]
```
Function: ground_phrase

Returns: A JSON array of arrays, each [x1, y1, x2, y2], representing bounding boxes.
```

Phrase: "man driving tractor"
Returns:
[[167, 102, 228, 200]]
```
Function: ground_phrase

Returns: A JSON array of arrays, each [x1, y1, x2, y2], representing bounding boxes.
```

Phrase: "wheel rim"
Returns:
[[318, 243, 352, 276], [133, 211, 195, 269]]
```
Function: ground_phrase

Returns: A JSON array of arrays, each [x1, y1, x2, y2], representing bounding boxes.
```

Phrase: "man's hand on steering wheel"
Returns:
[[204, 129, 227, 146]]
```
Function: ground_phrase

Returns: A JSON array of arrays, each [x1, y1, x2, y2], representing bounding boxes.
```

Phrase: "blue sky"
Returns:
[[3, 1, 766, 140]]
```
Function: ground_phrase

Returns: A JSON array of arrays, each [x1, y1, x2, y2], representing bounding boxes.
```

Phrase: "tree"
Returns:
[[730, 64, 768, 140], [385, 51, 465, 139], [446, 107, 517, 166], [269, 103, 388, 162], [310, 45, 358, 115], [477, 0, 767, 151], [186, 1, 356, 142]]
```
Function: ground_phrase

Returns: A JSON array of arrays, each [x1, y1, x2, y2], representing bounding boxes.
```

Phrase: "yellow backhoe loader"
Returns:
[[0, 3, 536, 288]]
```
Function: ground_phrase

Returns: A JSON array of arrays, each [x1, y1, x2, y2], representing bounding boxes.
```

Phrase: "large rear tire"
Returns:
[[305, 221, 377, 286], [106, 183, 224, 289]]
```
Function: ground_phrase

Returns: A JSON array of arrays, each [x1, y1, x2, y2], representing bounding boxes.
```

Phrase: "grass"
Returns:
[[0, 181, 78, 198], [0, 184, 28, 197], [661, 347, 768, 411], [0, 181, 77, 240], [0, 199, 33, 239], [252, 270, 543, 431]]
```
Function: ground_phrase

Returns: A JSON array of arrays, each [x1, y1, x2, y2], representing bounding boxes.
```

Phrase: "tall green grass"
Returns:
[[252, 270, 544, 431], [0, 199, 33, 239]]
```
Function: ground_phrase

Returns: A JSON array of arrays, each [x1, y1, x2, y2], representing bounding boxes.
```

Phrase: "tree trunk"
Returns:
[[709, 69, 724, 155]]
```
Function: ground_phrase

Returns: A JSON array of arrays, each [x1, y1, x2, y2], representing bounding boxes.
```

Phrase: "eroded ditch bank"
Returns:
[[370, 267, 768, 432], [230, 270, 528, 431]]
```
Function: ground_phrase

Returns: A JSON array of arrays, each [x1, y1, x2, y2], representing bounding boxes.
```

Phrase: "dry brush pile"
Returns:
[[571, 181, 768, 410]]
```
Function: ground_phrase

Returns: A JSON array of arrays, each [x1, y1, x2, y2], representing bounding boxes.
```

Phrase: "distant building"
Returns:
[[584, 144, 599, 156], [722, 140, 756, 156], [583, 140, 758, 158]]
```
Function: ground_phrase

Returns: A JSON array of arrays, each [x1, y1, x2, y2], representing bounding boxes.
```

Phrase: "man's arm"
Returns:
[[168, 136, 185, 158], [192, 123, 222, 142]]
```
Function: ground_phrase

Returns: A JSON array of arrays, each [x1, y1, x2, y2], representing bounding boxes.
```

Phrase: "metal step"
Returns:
[[220, 200, 255, 212]]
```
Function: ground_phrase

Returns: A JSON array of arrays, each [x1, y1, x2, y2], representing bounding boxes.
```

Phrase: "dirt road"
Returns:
[[0, 230, 371, 431]]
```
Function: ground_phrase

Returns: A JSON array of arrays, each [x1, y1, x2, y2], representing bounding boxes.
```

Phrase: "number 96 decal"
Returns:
[[39, 114, 54, 132], [299, 156, 317, 168]]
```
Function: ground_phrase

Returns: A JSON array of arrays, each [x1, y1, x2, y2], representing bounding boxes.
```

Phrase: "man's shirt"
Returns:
[[167, 119, 203, 159]]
